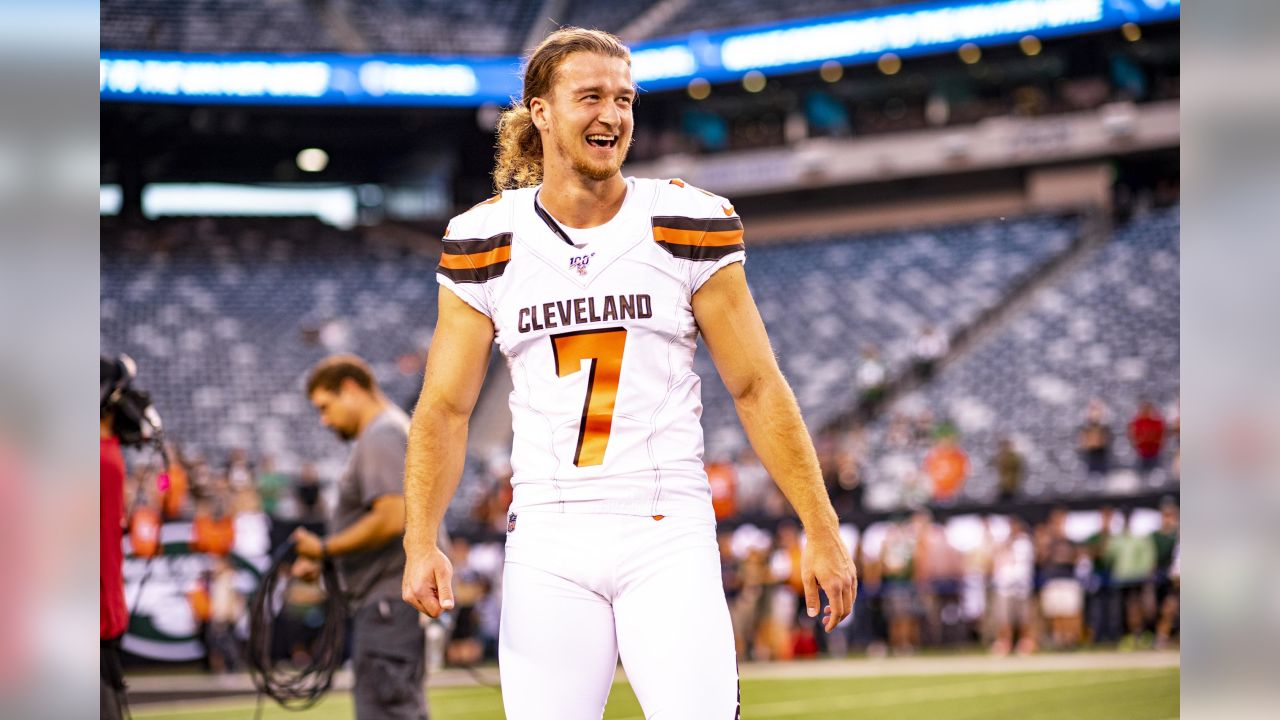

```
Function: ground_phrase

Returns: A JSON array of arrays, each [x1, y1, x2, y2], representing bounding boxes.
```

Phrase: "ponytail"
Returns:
[[493, 104, 544, 191]]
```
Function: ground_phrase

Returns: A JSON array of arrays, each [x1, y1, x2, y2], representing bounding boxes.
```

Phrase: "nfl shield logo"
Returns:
[[569, 253, 594, 275], [507, 512, 517, 533]]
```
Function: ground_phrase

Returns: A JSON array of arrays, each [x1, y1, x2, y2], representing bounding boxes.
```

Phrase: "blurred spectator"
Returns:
[[990, 518, 1036, 656], [1038, 508, 1083, 649], [1156, 541, 1180, 650], [191, 498, 236, 556], [911, 324, 949, 382], [161, 442, 190, 520], [912, 511, 961, 646], [766, 521, 805, 660], [718, 529, 744, 652], [924, 434, 968, 503], [880, 520, 918, 654], [444, 538, 486, 667], [205, 557, 245, 673], [727, 529, 771, 660], [829, 442, 864, 519], [256, 455, 289, 518], [186, 573, 213, 671], [1077, 398, 1113, 479], [854, 346, 888, 422], [1107, 511, 1157, 649], [295, 464, 323, 522], [1128, 400, 1167, 474], [226, 448, 254, 492], [1084, 506, 1121, 644], [992, 438, 1026, 502], [1152, 501, 1180, 648]]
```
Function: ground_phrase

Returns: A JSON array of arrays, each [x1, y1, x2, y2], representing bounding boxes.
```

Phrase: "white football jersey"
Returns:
[[437, 177, 745, 521]]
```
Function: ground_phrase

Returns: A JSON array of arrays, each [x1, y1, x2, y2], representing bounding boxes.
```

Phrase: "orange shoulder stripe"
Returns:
[[438, 244, 512, 270], [652, 226, 744, 247]]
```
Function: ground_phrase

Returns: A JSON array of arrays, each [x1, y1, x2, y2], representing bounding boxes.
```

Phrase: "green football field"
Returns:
[[134, 666, 1178, 720]]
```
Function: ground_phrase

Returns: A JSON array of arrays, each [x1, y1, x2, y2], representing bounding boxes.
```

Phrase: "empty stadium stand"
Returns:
[[101, 0, 345, 53], [694, 213, 1080, 456], [861, 205, 1180, 506], [100, 0, 918, 53], [101, 0, 544, 54], [643, 0, 917, 40], [100, 217, 442, 477]]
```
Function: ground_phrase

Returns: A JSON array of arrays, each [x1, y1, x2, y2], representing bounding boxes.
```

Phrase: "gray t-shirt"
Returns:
[[332, 405, 411, 608]]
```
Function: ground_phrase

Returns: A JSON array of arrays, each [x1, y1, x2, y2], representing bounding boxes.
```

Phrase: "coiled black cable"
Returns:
[[247, 539, 348, 713]]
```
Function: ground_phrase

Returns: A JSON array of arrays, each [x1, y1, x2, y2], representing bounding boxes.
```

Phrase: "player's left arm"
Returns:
[[693, 262, 857, 631]]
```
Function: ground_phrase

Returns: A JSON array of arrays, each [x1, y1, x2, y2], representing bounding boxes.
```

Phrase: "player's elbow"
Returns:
[[728, 368, 783, 406], [412, 391, 473, 428]]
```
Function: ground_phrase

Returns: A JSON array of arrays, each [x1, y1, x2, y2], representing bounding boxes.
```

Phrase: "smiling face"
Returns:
[[532, 52, 635, 183]]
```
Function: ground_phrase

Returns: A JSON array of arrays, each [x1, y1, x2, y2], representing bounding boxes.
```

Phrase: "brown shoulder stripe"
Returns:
[[437, 232, 512, 283], [652, 216, 744, 261]]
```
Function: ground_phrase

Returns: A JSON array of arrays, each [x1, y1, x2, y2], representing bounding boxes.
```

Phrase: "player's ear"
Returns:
[[529, 96, 550, 133]]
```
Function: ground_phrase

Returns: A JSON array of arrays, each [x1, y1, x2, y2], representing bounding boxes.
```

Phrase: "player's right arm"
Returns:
[[402, 286, 494, 617]]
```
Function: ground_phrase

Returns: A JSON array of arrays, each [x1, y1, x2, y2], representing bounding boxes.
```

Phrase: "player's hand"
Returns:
[[291, 557, 322, 582], [402, 543, 455, 618], [291, 527, 325, 560], [801, 529, 858, 633]]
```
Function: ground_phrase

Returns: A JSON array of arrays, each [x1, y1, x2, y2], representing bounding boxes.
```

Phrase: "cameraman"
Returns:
[[291, 355, 428, 720]]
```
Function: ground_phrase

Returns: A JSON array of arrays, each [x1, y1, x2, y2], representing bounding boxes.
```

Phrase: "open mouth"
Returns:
[[585, 134, 618, 149]]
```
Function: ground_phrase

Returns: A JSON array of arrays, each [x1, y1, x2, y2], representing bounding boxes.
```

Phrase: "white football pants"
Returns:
[[499, 511, 739, 719]]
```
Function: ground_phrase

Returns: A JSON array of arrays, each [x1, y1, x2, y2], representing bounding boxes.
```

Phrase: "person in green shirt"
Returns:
[[1151, 501, 1180, 648], [1084, 506, 1120, 643], [255, 455, 289, 517], [1106, 512, 1157, 648]]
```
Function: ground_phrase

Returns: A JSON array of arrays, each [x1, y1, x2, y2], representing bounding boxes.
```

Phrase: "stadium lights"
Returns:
[[742, 71, 766, 93], [632, 45, 698, 83], [296, 148, 329, 173], [1019, 35, 1043, 56], [686, 78, 711, 100], [958, 43, 982, 64], [719, 0, 1104, 72], [877, 53, 902, 76], [100, 1, 1180, 106], [100, 58, 330, 98], [357, 61, 477, 97]]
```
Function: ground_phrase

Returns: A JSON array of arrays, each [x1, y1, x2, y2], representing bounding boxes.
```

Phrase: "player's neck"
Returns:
[[354, 395, 389, 437], [538, 170, 627, 229]]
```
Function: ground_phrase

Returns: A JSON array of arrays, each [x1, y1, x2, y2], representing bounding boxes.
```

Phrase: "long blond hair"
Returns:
[[492, 27, 631, 191]]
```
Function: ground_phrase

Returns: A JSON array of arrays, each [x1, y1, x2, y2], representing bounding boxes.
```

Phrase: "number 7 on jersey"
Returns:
[[550, 328, 628, 467]]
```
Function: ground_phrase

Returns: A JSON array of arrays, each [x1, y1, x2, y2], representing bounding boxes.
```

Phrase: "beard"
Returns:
[[553, 125, 631, 181]]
